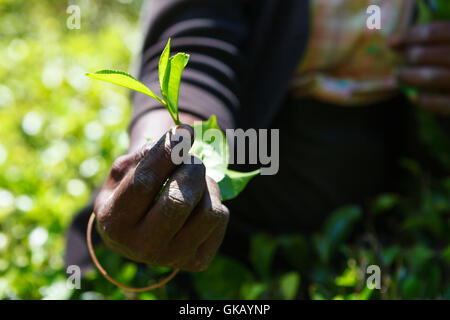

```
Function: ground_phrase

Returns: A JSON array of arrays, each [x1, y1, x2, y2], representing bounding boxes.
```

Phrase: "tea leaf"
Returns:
[[279, 272, 300, 300], [159, 38, 171, 101], [250, 233, 278, 279], [86, 70, 164, 105], [218, 169, 260, 201], [191, 115, 228, 182], [166, 52, 190, 123]]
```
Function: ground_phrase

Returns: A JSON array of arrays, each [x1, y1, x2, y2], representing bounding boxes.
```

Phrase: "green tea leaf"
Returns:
[[192, 255, 253, 299], [418, 0, 434, 23], [159, 38, 171, 100], [250, 233, 278, 279], [334, 266, 358, 287], [218, 169, 260, 201], [436, 0, 450, 19], [166, 52, 190, 123], [86, 70, 164, 105], [191, 115, 229, 182], [417, 0, 450, 23], [322, 205, 361, 251], [279, 272, 300, 300], [191, 115, 259, 200]]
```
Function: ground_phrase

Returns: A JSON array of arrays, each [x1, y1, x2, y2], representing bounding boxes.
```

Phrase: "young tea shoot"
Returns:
[[86, 38, 259, 201]]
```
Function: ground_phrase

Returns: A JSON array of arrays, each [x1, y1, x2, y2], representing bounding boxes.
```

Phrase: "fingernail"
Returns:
[[178, 124, 195, 142], [172, 124, 195, 145]]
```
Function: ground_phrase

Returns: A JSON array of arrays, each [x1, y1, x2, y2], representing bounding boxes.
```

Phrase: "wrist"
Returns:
[[128, 109, 202, 154]]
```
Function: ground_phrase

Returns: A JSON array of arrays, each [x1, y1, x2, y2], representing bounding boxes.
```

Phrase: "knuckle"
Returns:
[[419, 24, 433, 39], [205, 204, 229, 224], [133, 168, 162, 193], [179, 162, 206, 185], [95, 205, 112, 230], [160, 139, 173, 162], [154, 253, 183, 269], [184, 259, 209, 272], [110, 155, 131, 180], [189, 157, 206, 176], [159, 176, 203, 217], [190, 264, 208, 272], [135, 142, 154, 162], [408, 47, 425, 63], [429, 23, 441, 35], [419, 68, 438, 82], [162, 189, 193, 217]]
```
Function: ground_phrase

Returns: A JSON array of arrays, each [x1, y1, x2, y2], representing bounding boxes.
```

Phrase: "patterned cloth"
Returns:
[[291, 0, 417, 106]]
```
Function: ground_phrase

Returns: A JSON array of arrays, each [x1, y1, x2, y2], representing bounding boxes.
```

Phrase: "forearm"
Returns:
[[130, 0, 248, 138], [128, 109, 202, 154]]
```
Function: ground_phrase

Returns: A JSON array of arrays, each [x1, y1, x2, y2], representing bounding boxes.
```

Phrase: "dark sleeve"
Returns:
[[130, 0, 251, 131]]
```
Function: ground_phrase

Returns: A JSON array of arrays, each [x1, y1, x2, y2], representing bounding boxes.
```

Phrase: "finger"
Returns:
[[416, 93, 450, 115], [390, 22, 450, 48], [187, 217, 229, 272], [139, 155, 207, 251], [107, 124, 195, 225], [397, 67, 450, 90], [167, 177, 228, 253], [96, 153, 139, 199], [405, 46, 450, 68]]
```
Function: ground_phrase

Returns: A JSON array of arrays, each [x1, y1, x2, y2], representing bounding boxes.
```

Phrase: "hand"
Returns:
[[390, 22, 450, 115], [94, 124, 229, 272]]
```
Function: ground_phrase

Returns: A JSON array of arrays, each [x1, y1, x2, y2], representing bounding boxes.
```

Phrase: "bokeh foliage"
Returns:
[[0, 0, 449, 300]]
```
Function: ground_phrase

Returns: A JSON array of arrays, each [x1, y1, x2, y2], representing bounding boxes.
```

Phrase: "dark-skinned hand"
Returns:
[[390, 21, 450, 115], [94, 124, 229, 272]]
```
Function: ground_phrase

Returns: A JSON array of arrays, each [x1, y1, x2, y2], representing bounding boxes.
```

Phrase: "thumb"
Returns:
[[99, 124, 195, 226]]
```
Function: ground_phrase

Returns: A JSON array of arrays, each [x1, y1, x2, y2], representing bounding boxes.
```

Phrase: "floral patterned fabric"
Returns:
[[291, 0, 417, 105]]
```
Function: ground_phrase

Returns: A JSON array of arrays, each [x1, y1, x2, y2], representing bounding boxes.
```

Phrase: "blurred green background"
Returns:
[[0, 0, 449, 300]]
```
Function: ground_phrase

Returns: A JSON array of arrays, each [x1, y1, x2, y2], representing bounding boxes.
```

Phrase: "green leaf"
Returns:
[[417, 0, 450, 23], [166, 52, 190, 123], [240, 282, 268, 300], [442, 245, 450, 264], [117, 263, 137, 283], [382, 246, 401, 266], [323, 205, 362, 246], [218, 169, 260, 201], [279, 272, 300, 300], [313, 234, 330, 263], [436, 0, 450, 19], [334, 267, 358, 287], [250, 233, 278, 279], [370, 193, 399, 215], [405, 244, 433, 272], [86, 70, 164, 104], [192, 255, 253, 300], [159, 38, 171, 101], [191, 115, 259, 200], [191, 115, 229, 182], [418, 0, 435, 23], [279, 234, 310, 270]]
